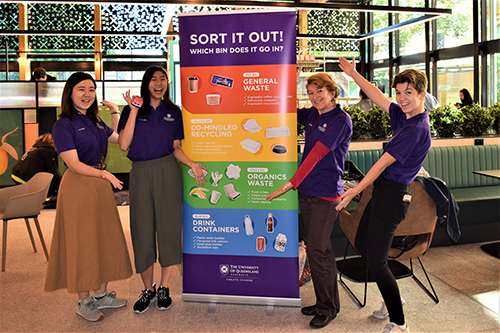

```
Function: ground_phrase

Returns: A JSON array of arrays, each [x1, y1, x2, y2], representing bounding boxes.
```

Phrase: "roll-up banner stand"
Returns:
[[179, 9, 299, 307]]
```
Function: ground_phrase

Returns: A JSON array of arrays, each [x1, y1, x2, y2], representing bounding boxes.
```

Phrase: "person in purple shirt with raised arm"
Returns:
[[118, 66, 207, 314], [337, 57, 431, 333], [267, 73, 352, 329], [45, 72, 132, 322]]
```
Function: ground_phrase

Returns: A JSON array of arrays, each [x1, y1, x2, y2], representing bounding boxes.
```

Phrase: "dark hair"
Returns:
[[33, 67, 47, 80], [59, 72, 99, 123], [138, 66, 179, 118], [392, 69, 427, 94], [306, 73, 340, 101], [359, 89, 368, 99], [460, 88, 472, 102]]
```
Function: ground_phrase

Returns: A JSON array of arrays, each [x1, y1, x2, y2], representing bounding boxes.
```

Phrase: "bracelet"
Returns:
[[111, 112, 120, 115]]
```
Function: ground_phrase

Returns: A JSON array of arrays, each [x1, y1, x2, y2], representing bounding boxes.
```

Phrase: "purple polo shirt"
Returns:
[[297, 105, 352, 197], [118, 103, 184, 162], [52, 114, 113, 166], [382, 102, 431, 185]]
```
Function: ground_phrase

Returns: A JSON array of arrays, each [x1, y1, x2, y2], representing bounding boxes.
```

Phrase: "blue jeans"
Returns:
[[355, 176, 410, 325]]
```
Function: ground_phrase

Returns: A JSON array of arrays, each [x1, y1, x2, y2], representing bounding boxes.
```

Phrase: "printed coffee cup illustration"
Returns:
[[210, 190, 221, 204], [188, 76, 199, 93]]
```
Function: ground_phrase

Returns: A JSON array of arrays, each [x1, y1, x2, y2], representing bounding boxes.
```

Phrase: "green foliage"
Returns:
[[459, 103, 494, 137], [344, 105, 369, 140], [488, 102, 500, 134], [367, 105, 392, 140], [297, 123, 305, 137], [429, 104, 463, 138]]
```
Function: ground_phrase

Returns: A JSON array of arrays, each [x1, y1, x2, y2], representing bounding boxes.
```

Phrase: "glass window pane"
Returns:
[[487, 0, 500, 41], [373, 11, 389, 61], [436, 0, 473, 49], [436, 57, 474, 106], [373, 68, 390, 96], [0, 82, 36, 108]]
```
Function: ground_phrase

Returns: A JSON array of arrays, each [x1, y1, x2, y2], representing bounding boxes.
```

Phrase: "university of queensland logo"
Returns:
[[219, 264, 229, 275]]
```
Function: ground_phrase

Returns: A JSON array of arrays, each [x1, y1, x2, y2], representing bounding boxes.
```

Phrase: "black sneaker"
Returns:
[[156, 286, 172, 311], [133, 283, 156, 314]]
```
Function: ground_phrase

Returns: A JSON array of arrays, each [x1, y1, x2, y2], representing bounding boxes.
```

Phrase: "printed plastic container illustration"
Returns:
[[206, 94, 221, 105], [188, 168, 208, 178], [244, 215, 254, 235], [266, 126, 290, 138], [271, 144, 287, 154], [274, 233, 287, 252], [240, 138, 262, 154], [242, 119, 262, 133]]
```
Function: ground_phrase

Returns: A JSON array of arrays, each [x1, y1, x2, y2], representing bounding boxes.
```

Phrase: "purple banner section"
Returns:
[[179, 10, 296, 67], [183, 253, 299, 298]]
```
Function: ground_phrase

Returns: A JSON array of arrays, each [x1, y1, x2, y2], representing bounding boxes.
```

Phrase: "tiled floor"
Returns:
[[0, 206, 498, 332]]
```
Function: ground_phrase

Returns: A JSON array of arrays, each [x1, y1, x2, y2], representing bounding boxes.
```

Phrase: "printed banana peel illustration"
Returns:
[[0, 127, 19, 174]]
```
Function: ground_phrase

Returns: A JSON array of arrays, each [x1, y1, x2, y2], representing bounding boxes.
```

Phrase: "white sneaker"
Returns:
[[382, 322, 410, 333], [373, 299, 406, 320]]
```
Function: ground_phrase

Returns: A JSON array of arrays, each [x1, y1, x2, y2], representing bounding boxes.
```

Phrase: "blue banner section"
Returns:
[[184, 200, 298, 258], [179, 10, 297, 67], [183, 253, 299, 298]]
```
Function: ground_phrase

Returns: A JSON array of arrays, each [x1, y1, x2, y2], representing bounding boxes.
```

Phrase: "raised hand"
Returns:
[[338, 57, 357, 77]]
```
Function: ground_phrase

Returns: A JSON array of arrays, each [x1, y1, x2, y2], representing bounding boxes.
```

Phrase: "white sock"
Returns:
[[93, 291, 107, 299], [398, 323, 407, 329]]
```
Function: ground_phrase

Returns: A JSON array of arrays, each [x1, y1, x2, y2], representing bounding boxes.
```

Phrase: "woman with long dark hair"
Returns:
[[456, 88, 473, 108], [118, 66, 207, 314], [45, 72, 132, 322]]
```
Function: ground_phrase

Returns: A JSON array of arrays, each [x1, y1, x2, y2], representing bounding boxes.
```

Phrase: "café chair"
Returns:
[[1, 172, 53, 271], [338, 181, 439, 307]]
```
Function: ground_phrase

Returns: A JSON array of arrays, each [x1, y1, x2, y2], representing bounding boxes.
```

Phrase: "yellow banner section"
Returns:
[[182, 109, 297, 162]]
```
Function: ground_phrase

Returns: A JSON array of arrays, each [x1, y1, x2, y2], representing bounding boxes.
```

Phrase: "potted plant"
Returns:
[[429, 104, 463, 138], [488, 102, 500, 135], [367, 105, 392, 140], [459, 103, 494, 137], [344, 105, 369, 140]]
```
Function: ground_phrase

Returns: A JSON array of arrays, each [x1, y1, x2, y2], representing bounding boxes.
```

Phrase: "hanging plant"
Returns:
[[428, 104, 463, 138], [344, 105, 369, 140], [488, 102, 500, 135], [459, 103, 494, 137], [367, 105, 392, 140]]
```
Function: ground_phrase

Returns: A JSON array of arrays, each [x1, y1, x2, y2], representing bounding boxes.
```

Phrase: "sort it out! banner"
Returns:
[[179, 9, 300, 306]]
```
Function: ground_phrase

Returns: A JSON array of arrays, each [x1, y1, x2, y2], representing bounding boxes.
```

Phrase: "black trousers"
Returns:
[[299, 192, 340, 317], [355, 176, 410, 325]]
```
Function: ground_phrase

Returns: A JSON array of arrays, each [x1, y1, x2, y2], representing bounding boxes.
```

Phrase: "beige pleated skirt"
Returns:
[[45, 169, 132, 293]]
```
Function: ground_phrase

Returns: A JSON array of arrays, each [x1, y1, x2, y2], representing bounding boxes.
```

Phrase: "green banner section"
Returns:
[[183, 161, 297, 210]]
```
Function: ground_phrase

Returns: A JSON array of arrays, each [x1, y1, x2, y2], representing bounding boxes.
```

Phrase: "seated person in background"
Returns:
[[424, 93, 440, 111], [356, 89, 374, 113], [455, 88, 473, 109], [11, 133, 61, 198], [31, 67, 57, 81]]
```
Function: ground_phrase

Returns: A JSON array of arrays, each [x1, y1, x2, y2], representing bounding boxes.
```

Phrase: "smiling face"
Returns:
[[71, 79, 96, 114], [395, 82, 426, 118], [307, 84, 336, 114], [148, 70, 168, 104]]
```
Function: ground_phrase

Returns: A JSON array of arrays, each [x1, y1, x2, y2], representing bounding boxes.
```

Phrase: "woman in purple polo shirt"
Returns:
[[338, 57, 431, 333], [45, 72, 132, 322], [118, 66, 207, 314], [267, 73, 352, 329]]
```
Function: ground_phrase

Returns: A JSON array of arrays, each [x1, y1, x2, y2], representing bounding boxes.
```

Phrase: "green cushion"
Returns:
[[451, 186, 500, 202]]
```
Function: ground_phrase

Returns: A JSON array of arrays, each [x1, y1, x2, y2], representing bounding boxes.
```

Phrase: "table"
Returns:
[[473, 169, 500, 179]]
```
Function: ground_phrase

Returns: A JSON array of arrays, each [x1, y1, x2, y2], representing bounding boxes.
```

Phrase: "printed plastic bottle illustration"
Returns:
[[267, 213, 274, 233], [244, 215, 254, 236]]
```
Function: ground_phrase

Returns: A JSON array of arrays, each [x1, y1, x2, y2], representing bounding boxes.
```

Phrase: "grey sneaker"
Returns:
[[92, 291, 127, 309], [77, 296, 104, 322]]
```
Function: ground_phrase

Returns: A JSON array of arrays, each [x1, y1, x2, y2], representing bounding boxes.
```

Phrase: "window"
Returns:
[[436, 57, 474, 106]]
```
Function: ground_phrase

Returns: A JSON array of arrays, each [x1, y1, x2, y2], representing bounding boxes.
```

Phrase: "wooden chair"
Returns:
[[338, 181, 439, 307], [1, 172, 53, 271]]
